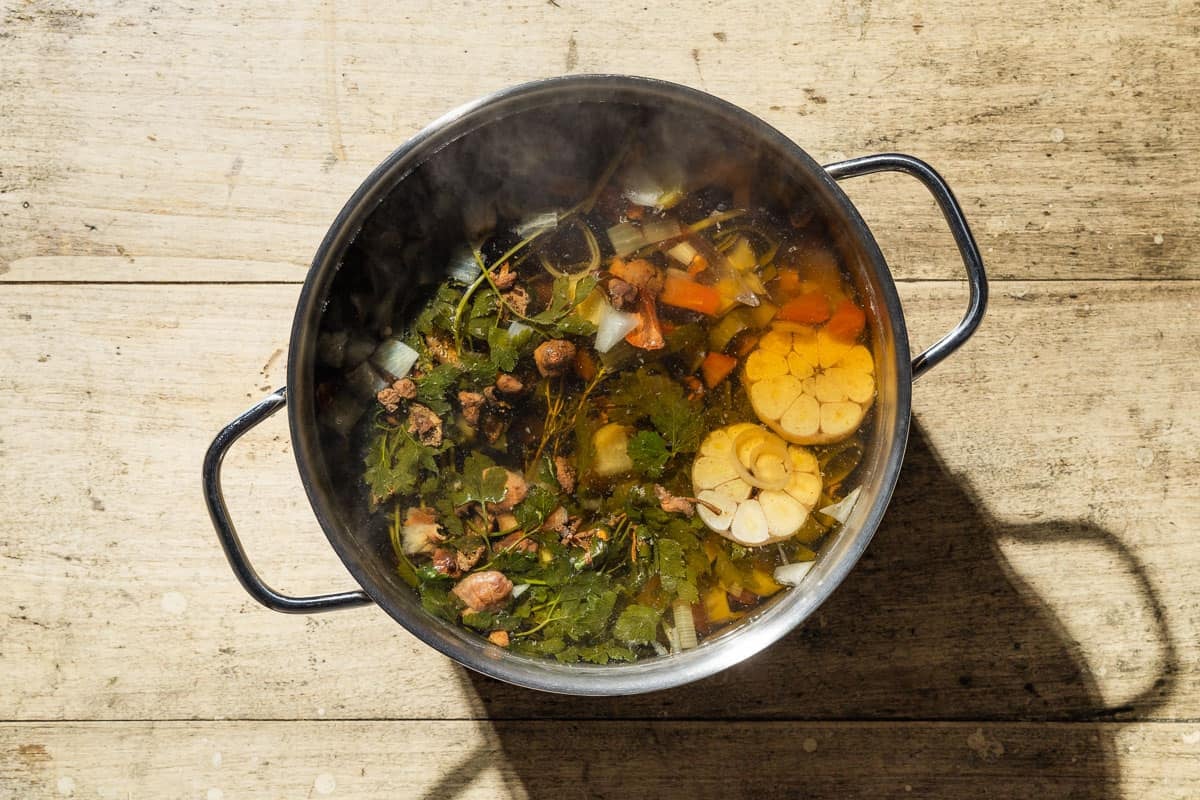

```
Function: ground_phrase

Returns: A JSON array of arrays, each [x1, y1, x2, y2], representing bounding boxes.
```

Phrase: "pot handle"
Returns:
[[203, 388, 373, 613], [824, 153, 988, 380]]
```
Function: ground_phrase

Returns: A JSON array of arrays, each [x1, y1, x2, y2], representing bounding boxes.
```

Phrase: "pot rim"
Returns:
[[285, 74, 912, 695]]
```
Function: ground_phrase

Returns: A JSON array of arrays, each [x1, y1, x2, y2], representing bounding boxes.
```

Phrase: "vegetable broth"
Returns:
[[314, 132, 875, 664]]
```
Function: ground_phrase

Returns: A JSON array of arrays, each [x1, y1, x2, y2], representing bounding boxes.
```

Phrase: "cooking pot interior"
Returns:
[[289, 80, 907, 691]]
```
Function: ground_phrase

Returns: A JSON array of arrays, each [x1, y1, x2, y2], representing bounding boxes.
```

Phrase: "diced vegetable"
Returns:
[[515, 210, 560, 238], [707, 310, 748, 352], [744, 567, 783, 597], [747, 300, 779, 328], [667, 241, 699, 267], [622, 162, 685, 209], [607, 221, 644, 257], [773, 560, 815, 587], [825, 299, 867, 342], [640, 218, 682, 245], [673, 600, 697, 650], [726, 236, 757, 272], [447, 245, 482, 284], [595, 300, 641, 353], [700, 352, 738, 388], [370, 338, 420, 380], [703, 586, 739, 624], [592, 423, 635, 476], [606, 218, 682, 257], [818, 486, 862, 525], [660, 272, 722, 316], [777, 291, 832, 324]]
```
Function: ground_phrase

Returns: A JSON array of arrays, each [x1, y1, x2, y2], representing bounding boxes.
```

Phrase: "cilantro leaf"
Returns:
[[486, 326, 519, 372], [654, 537, 699, 603], [414, 285, 463, 337], [363, 426, 437, 507], [554, 641, 637, 664], [627, 430, 670, 478], [513, 484, 559, 531], [612, 604, 662, 646], [415, 363, 462, 415], [452, 452, 509, 507]]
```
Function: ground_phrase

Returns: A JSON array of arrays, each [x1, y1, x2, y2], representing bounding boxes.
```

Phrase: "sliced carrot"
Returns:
[[700, 352, 738, 388], [777, 290, 832, 324], [775, 267, 803, 298], [687, 253, 709, 277], [660, 273, 722, 316], [825, 299, 867, 342]]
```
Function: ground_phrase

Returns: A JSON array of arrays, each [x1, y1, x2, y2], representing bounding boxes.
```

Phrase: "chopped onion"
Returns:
[[446, 245, 482, 284], [370, 338, 419, 380], [641, 218, 682, 244], [774, 560, 815, 587], [515, 210, 560, 238], [819, 486, 862, 526], [345, 360, 389, 401], [511, 583, 530, 599], [668, 241, 698, 266], [622, 162, 685, 209], [594, 299, 640, 353], [607, 221, 644, 257], [673, 600, 698, 650], [651, 641, 669, 658]]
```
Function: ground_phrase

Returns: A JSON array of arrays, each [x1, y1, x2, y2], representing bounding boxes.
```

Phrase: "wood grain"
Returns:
[[3, 1, 1199, 796], [0, 281, 1194, 722], [1, 0, 1197, 282], [2, 720, 1199, 799]]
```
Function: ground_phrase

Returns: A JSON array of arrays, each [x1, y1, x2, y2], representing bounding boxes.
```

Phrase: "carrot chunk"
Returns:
[[825, 299, 867, 341], [660, 273, 722, 316], [776, 290, 832, 324], [700, 352, 738, 388]]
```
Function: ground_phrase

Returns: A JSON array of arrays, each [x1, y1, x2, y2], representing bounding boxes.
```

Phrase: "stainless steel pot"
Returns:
[[203, 75, 987, 695]]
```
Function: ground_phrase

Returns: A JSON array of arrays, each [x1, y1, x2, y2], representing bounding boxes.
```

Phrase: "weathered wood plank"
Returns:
[[2, 721, 1199, 799], [0, 281, 1195, 721], [1, 0, 1196, 281]]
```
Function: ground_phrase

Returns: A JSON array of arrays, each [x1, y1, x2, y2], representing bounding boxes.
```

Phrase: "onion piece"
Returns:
[[818, 486, 862, 526], [668, 241, 698, 266], [622, 163, 684, 209], [370, 338, 419, 380], [774, 560, 815, 587], [607, 221, 644, 257], [673, 600, 698, 650], [640, 217, 682, 245], [511, 583, 531, 599], [447, 245, 482, 284], [594, 299, 641, 353], [730, 428, 790, 491]]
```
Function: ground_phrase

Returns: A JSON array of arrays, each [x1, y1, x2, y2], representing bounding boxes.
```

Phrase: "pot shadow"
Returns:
[[428, 422, 1176, 799]]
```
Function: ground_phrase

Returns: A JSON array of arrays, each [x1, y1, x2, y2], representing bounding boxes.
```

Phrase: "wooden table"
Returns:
[[2, 1, 1197, 797]]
